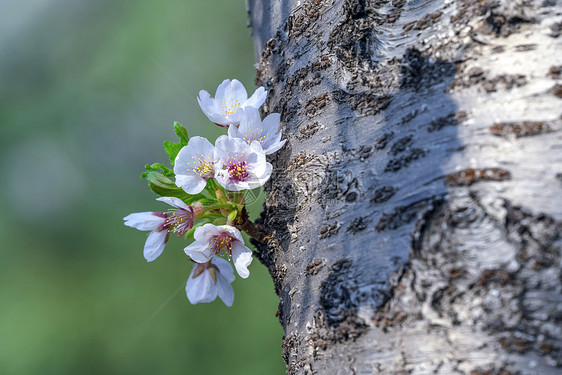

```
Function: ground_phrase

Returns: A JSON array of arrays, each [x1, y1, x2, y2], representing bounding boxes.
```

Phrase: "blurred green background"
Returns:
[[0, 1, 284, 374]]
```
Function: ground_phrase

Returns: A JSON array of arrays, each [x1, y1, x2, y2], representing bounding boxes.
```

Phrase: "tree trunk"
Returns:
[[246, 0, 562, 373]]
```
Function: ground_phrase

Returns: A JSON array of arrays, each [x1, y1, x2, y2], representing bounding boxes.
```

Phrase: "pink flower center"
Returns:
[[158, 207, 194, 237], [225, 159, 249, 182], [210, 232, 234, 256]]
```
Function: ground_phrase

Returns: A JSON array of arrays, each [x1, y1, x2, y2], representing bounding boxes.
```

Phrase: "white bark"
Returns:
[[247, 0, 562, 373]]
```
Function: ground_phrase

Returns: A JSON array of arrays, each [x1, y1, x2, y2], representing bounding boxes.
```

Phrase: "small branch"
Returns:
[[235, 208, 267, 243]]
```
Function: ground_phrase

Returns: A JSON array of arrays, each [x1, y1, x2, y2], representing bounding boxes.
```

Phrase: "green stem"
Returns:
[[205, 203, 236, 211]]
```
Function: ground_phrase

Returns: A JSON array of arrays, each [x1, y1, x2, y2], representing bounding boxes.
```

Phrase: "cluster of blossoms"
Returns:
[[124, 79, 284, 306]]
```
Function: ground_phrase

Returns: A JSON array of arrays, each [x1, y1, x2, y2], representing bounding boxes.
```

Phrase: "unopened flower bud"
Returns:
[[192, 202, 205, 219], [215, 189, 227, 203]]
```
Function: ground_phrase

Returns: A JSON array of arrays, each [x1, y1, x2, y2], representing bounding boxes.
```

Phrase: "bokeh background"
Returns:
[[0, 1, 284, 374]]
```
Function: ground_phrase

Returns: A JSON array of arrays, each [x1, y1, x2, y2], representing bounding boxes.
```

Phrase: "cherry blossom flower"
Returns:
[[214, 135, 272, 192], [123, 197, 194, 262], [227, 106, 286, 155], [186, 258, 235, 306], [184, 224, 253, 278], [174, 136, 216, 194], [197, 79, 267, 127]]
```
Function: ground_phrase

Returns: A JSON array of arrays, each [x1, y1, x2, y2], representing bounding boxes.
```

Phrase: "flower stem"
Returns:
[[234, 208, 267, 243]]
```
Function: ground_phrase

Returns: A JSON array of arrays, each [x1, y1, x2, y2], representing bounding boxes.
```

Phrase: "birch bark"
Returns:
[[247, 1, 562, 373]]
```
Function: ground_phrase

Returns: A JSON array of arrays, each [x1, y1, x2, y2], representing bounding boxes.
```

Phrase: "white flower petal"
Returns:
[[214, 136, 271, 191], [237, 106, 263, 133], [216, 274, 234, 307], [144, 230, 168, 262], [174, 137, 216, 194], [223, 79, 248, 102], [227, 122, 244, 140], [262, 112, 281, 132], [215, 135, 248, 155], [175, 174, 207, 195], [198, 80, 268, 127], [186, 269, 218, 304], [177, 136, 215, 161], [197, 90, 224, 124], [231, 242, 252, 279], [184, 241, 213, 263], [213, 257, 235, 283], [214, 79, 233, 101], [243, 86, 267, 108], [193, 223, 223, 241], [217, 225, 244, 243], [123, 212, 165, 231], [156, 197, 190, 210], [264, 138, 286, 155], [243, 161, 272, 190]]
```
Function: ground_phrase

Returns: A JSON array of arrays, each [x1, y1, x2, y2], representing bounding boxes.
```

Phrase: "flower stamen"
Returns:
[[225, 158, 249, 182], [219, 98, 241, 117], [210, 232, 234, 258], [185, 154, 214, 179], [159, 207, 194, 237]]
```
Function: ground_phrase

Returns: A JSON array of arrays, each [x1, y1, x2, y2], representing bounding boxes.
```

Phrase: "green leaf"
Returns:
[[199, 198, 217, 206], [142, 163, 174, 177], [163, 122, 189, 166], [184, 226, 197, 241], [183, 193, 209, 205], [163, 141, 183, 166], [143, 171, 184, 197], [173, 121, 189, 146], [143, 172, 206, 205]]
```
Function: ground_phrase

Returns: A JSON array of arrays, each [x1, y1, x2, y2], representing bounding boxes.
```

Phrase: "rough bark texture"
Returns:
[[247, 0, 562, 373]]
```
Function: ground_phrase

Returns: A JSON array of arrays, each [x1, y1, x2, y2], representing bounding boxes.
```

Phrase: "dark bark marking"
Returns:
[[389, 135, 413, 156], [468, 367, 515, 375], [446, 168, 511, 186], [549, 65, 562, 79], [319, 259, 368, 337], [384, 148, 426, 172], [286, 56, 332, 93], [403, 11, 443, 32], [297, 121, 319, 139], [306, 258, 325, 276], [548, 21, 562, 38], [373, 132, 394, 151], [483, 74, 527, 93], [345, 191, 358, 203], [332, 89, 392, 116], [455, 69, 528, 92], [428, 112, 457, 132], [304, 94, 329, 118], [490, 121, 552, 138], [380, 194, 562, 368], [376, 196, 444, 232], [483, 7, 532, 37], [400, 48, 455, 91], [357, 145, 373, 161], [319, 167, 359, 209], [346, 216, 370, 234], [319, 222, 342, 239], [285, 0, 323, 39], [370, 186, 397, 204], [478, 269, 514, 287], [515, 43, 537, 52], [551, 84, 562, 98]]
